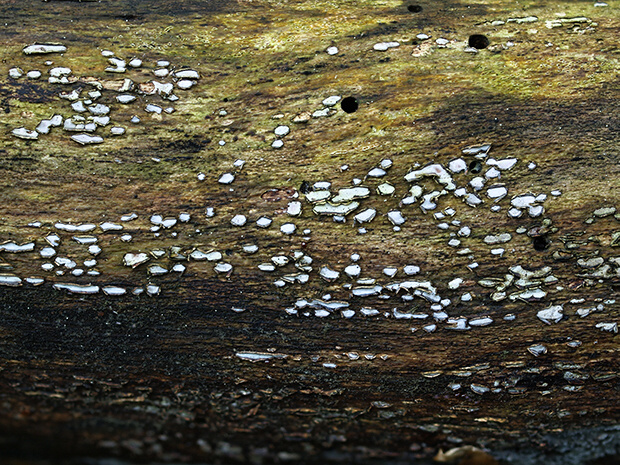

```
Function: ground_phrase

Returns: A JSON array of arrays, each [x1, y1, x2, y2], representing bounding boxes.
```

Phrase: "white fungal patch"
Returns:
[[326, 46, 339, 55], [146, 284, 160, 296], [354, 208, 376, 223], [231, 215, 247, 226], [218, 173, 235, 184], [12, 128, 38, 140], [236, 352, 285, 362], [313, 202, 359, 216], [383, 267, 398, 278], [484, 233, 512, 244], [322, 96, 341, 106], [72, 134, 104, 145], [377, 183, 395, 195], [331, 187, 370, 203], [537, 305, 563, 324], [39, 247, 56, 258], [9, 68, 24, 79], [528, 344, 547, 357], [0, 275, 22, 287], [0, 242, 35, 253], [177, 80, 195, 89], [373, 41, 400, 51], [148, 265, 168, 276], [319, 266, 340, 282], [123, 253, 149, 268], [469, 317, 493, 327], [256, 216, 273, 228], [367, 168, 386, 178], [214, 262, 233, 274], [100, 222, 123, 232], [595, 322, 618, 333], [462, 144, 491, 157], [305, 191, 331, 203], [280, 223, 296, 235], [387, 210, 405, 225], [287, 201, 302, 216], [274, 125, 290, 137], [486, 185, 508, 201], [448, 158, 467, 173], [53, 283, 99, 294], [103, 287, 127, 296], [405, 164, 456, 190], [344, 264, 361, 278]]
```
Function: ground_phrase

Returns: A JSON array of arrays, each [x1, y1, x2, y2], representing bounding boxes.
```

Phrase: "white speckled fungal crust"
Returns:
[[23, 44, 67, 55], [537, 305, 563, 324]]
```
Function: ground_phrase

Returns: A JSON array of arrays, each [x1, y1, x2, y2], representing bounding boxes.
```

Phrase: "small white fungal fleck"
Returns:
[[280, 223, 296, 235], [123, 253, 149, 268], [177, 79, 195, 89], [231, 214, 247, 226], [146, 284, 160, 296], [12, 128, 38, 140], [528, 344, 547, 357], [287, 201, 302, 216], [461, 292, 472, 302], [214, 262, 233, 274], [367, 167, 386, 178], [403, 265, 420, 275], [256, 216, 272, 228], [537, 305, 563, 324], [354, 208, 376, 223], [469, 317, 493, 327], [9, 67, 24, 79], [383, 267, 398, 278], [344, 264, 361, 278], [377, 183, 395, 196], [218, 173, 235, 184], [53, 283, 99, 295], [71, 134, 104, 145], [272, 140, 284, 149], [322, 96, 341, 106], [274, 125, 290, 137], [40, 247, 56, 258], [373, 41, 400, 51], [319, 266, 340, 282], [595, 322, 618, 333], [326, 46, 339, 55], [103, 286, 127, 296], [242, 244, 259, 254]]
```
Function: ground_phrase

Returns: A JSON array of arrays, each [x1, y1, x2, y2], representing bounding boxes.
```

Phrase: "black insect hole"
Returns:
[[532, 235, 551, 252], [408, 5, 423, 13], [468, 160, 483, 174], [468, 34, 490, 49], [341, 96, 359, 114], [300, 181, 312, 194]]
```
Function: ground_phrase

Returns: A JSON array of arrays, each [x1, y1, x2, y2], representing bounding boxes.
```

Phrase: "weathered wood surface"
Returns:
[[0, 0, 619, 463]]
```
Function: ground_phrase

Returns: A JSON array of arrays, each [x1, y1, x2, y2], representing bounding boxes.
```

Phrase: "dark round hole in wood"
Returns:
[[341, 96, 358, 114], [468, 34, 490, 49], [299, 180, 312, 194], [468, 160, 482, 174], [408, 5, 422, 12], [532, 235, 550, 252]]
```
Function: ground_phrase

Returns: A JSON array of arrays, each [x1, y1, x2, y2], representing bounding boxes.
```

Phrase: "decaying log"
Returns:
[[0, 0, 619, 464]]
